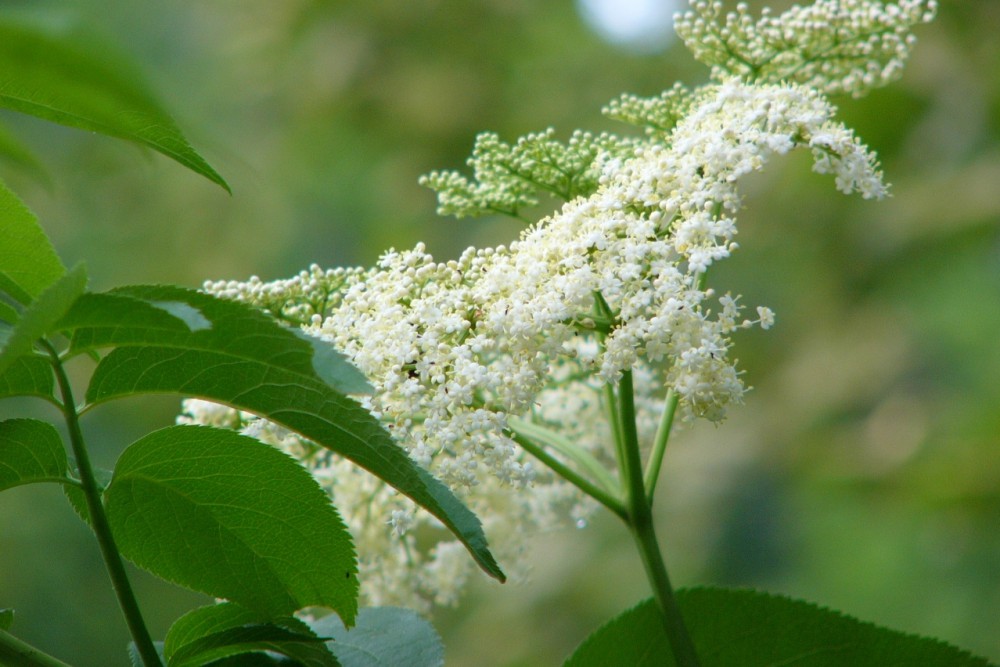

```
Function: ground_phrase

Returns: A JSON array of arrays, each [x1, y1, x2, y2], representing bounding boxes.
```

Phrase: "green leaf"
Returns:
[[0, 356, 54, 401], [0, 178, 64, 305], [0, 263, 86, 377], [63, 285, 504, 583], [0, 20, 229, 192], [0, 121, 48, 185], [0, 302, 19, 325], [310, 607, 444, 667], [105, 425, 358, 621], [62, 288, 371, 397], [127, 641, 166, 667], [0, 419, 68, 491], [564, 588, 994, 667], [0, 609, 11, 631], [165, 602, 339, 667], [62, 463, 112, 526]]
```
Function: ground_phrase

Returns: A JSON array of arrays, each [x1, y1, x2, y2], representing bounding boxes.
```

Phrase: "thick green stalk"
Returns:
[[617, 371, 701, 667], [43, 342, 163, 667], [0, 629, 73, 667]]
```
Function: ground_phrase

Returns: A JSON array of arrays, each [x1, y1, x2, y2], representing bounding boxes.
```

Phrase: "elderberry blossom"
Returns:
[[181, 0, 931, 611], [675, 0, 937, 97]]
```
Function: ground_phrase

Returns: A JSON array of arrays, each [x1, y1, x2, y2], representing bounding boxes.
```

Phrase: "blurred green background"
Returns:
[[1, 0, 997, 665]]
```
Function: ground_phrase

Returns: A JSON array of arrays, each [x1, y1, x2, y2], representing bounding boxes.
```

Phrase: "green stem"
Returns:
[[617, 371, 700, 667], [603, 382, 627, 490], [0, 629, 73, 667], [43, 341, 163, 667], [508, 417, 619, 494], [644, 389, 679, 503], [508, 429, 626, 521]]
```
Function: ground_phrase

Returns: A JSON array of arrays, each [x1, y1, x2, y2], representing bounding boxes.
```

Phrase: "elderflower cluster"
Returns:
[[675, 0, 937, 97], [181, 0, 932, 611]]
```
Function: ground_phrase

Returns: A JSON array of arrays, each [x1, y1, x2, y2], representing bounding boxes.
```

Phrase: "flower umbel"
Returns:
[[182, 0, 932, 611]]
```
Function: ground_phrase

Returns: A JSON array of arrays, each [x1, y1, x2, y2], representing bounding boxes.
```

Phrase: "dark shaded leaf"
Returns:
[[310, 607, 444, 667], [165, 602, 339, 667], [0, 356, 54, 401], [564, 588, 994, 667], [0, 419, 68, 491], [127, 641, 166, 667]]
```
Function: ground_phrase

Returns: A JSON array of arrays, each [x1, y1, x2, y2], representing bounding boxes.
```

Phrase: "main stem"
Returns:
[[44, 342, 163, 667], [617, 371, 701, 667]]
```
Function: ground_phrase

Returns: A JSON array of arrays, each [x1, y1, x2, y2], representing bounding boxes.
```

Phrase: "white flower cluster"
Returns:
[[182, 0, 929, 611], [675, 0, 937, 97]]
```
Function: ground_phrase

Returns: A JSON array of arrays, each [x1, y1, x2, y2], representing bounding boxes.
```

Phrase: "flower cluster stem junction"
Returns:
[[616, 370, 701, 667]]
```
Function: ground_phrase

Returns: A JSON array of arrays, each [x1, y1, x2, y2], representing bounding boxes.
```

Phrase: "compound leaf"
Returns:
[[105, 425, 357, 622]]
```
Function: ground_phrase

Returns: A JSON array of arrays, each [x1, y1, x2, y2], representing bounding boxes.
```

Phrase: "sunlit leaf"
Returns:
[[310, 607, 445, 667], [0, 419, 68, 491], [62, 285, 504, 583], [0, 20, 229, 192], [0, 178, 64, 305], [564, 588, 993, 667], [165, 602, 339, 667], [0, 264, 86, 377], [0, 302, 18, 325], [105, 425, 358, 621]]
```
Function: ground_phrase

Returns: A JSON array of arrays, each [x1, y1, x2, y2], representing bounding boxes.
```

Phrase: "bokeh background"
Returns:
[[1, 0, 997, 665]]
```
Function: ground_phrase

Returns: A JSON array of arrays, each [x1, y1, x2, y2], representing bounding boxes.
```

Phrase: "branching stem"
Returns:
[[43, 340, 163, 667], [0, 629, 73, 667], [617, 371, 700, 667]]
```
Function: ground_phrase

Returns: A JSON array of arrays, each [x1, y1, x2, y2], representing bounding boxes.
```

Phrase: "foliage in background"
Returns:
[[0, 1, 998, 666]]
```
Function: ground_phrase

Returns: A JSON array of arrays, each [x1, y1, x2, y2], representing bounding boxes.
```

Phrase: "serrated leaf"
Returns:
[[564, 588, 994, 667], [0, 609, 12, 631], [310, 607, 444, 667], [62, 287, 370, 397], [105, 425, 358, 622], [0, 263, 86, 377], [0, 356, 54, 400], [0, 20, 228, 192], [0, 419, 68, 491], [62, 462, 112, 526], [165, 602, 339, 667], [0, 178, 64, 305], [62, 285, 504, 583]]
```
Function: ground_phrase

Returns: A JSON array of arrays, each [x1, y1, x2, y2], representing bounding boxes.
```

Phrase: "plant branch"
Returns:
[[509, 416, 619, 493], [644, 388, 679, 503], [0, 629, 73, 667], [508, 429, 626, 521], [617, 371, 701, 667], [42, 340, 163, 667]]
